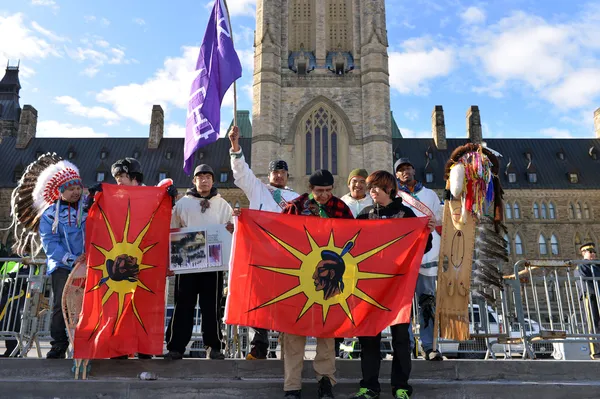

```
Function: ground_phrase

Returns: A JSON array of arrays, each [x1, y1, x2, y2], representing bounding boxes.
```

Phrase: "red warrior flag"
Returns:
[[74, 184, 171, 358], [225, 210, 430, 337]]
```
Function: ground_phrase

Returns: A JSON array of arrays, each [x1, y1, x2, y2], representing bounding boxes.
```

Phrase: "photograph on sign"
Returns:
[[169, 225, 231, 273]]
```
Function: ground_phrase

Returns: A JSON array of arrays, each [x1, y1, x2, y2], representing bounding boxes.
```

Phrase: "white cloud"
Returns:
[[539, 127, 573, 138], [31, 21, 67, 42], [31, 0, 56, 5], [84, 15, 96, 23], [460, 6, 486, 25], [36, 120, 108, 138], [468, 9, 600, 110], [544, 68, 600, 109], [101, 17, 110, 26], [31, 0, 58, 10], [0, 13, 62, 76], [165, 123, 185, 138], [96, 46, 199, 124], [133, 17, 146, 26], [55, 95, 120, 121], [96, 39, 110, 48], [399, 127, 430, 138], [389, 37, 455, 95]]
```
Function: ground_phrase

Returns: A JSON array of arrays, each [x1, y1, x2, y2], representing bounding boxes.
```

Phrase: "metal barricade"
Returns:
[[0, 258, 50, 358], [505, 259, 600, 360]]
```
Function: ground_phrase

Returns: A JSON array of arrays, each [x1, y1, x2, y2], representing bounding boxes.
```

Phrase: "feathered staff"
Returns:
[[434, 143, 507, 342]]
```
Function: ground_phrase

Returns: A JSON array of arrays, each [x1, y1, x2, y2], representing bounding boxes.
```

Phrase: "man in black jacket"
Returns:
[[577, 242, 600, 359]]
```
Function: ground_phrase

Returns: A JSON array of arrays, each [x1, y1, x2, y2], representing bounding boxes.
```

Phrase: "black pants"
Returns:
[[50, 268, 70, 349], [250, 327, 269, 351], [358, 323, 412, 395], [166, 271, 223, 354]]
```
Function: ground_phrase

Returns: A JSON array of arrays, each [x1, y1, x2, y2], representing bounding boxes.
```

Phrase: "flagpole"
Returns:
[[223, 0, 237, 127]]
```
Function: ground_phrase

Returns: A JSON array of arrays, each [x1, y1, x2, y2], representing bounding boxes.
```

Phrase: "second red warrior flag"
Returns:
[[225, 209, 430, 337], [74, 184, 171, 359]]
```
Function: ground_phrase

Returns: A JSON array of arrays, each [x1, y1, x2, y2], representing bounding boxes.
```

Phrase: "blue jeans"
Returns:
[[409, 273, 437, 353]]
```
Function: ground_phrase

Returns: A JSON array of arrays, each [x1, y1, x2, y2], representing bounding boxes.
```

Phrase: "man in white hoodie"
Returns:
[[229, 126, 300, 359], [164, 164, 233, 360], [395, 158, 443, 361], [341, 168, 373, 218]]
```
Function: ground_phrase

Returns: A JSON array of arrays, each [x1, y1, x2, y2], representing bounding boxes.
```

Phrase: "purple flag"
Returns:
[[184, 0, 242, 174]]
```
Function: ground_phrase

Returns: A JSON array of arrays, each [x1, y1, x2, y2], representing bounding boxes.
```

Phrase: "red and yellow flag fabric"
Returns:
[[225, 209, 429, 338], [74, 184, 171, 359]]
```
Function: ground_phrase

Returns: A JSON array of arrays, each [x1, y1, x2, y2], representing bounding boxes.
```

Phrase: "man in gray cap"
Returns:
[[228, 125, 300, 359], [395, 157, 442, 361], [164, 164, 233, 361]]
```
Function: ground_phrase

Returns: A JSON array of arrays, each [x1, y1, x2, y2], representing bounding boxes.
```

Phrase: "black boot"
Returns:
[[46, 345, 67, 359], [284, 390, 301, 398], [318, 376, 334, 398]]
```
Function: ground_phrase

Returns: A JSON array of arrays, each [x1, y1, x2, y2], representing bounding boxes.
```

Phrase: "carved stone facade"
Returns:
[[252, 0, 392, 196]]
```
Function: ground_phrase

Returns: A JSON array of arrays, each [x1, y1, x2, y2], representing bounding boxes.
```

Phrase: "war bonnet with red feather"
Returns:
[[8, 153, 83, 256]]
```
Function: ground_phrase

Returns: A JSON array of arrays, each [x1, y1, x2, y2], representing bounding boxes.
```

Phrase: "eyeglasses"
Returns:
[[584, 249, 597, 254]]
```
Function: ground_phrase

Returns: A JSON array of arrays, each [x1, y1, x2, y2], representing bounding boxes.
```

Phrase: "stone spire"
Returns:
[[15, 105, 37, 149], [467, 105, 482, 144], [432, 105, 447, 150], [148, 105, 164, 149]]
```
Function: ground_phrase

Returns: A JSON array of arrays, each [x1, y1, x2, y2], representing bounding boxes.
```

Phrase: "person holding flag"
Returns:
[[281, 169, 353, 399], [228, 125, 300, 360], [349, 170, 433, 399], [184, 0, 242, 173]]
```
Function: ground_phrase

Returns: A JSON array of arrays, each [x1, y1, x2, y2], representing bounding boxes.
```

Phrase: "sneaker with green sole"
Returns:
[[348, 387, 380, 398], [394, 389, 410, 399]]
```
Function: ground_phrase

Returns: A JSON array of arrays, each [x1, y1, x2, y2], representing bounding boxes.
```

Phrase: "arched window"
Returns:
[[513, 202, 520, 219], [576, 202, 583, 219], [538, 234, 547, 255], [303, 105, 339, 175], [575, 233, 582, 247], [548, 202, 556, 219], [515, 234, 523, 255], [533, 202, 540, 219], [569, 203, 575, 219], [504, 233, 511, 255], [540, 202, 547, 219], [551, 234, 559, 255], [584, 203, 590, 219], [505, 203, 512, 219], [234, 201, 241, 209]]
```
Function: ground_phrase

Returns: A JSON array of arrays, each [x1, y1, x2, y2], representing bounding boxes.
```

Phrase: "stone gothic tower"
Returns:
[[251, 0, 392, 192]]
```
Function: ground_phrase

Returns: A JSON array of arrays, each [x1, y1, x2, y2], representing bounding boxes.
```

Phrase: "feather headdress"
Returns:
[[7, 153, 83, 256]]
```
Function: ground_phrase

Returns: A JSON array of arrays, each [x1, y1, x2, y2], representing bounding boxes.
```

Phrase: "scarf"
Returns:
[[397, 179, 423, 197], [308, 194, 329, 218]]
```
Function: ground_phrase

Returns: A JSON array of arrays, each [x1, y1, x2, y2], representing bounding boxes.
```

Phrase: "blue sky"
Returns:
[[1, 0, 599, 140]]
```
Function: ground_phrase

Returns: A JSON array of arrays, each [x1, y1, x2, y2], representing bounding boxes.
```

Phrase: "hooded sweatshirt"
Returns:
[[171, 186, 232, 228]]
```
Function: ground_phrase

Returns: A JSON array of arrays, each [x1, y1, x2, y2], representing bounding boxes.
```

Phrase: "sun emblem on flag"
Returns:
[[250, 226, 411, 323], [87, 203, 158, 337]]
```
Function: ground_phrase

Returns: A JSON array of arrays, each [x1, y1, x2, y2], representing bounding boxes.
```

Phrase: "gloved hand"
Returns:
[[167, 185, 178, 206]]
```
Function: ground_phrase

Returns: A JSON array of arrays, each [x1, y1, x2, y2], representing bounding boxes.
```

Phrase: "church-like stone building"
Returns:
[[1, 0, 600, 269]]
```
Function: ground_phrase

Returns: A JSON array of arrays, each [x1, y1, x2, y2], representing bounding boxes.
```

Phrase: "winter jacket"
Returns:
[[171, 187, 233, 228], [341, 193, 373, 218], [230, 149, 299, 213], [39, 199, 87, 275], [357, 198, 432, 255]]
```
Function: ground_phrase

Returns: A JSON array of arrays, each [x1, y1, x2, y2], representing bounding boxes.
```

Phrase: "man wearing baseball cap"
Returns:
[[395, 157, 443, 361], [164, 164, 233, 361], [228, 125, 300, 359]]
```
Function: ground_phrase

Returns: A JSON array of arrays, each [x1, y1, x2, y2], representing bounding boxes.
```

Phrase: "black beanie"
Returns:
[[309, 169, 334, 186]]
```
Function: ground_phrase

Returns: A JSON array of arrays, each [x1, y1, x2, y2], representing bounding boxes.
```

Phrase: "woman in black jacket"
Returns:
[[350, 170, 433, 399]]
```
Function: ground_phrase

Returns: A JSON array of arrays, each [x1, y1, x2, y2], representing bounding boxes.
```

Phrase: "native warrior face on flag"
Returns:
[[226, 210, 430, 337]]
